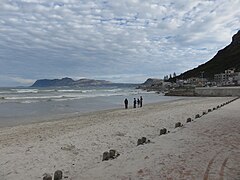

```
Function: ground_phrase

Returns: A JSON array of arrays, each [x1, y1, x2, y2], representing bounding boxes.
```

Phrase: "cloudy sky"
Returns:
[[0, 0, 239, 86]]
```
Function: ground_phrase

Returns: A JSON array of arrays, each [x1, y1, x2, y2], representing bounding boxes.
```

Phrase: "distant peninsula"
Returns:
[[31, 77, 112, 87], [31, 77, 139, 88]]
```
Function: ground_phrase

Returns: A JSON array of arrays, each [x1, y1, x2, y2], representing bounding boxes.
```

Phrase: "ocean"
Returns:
[[0, 86, 180, 127]]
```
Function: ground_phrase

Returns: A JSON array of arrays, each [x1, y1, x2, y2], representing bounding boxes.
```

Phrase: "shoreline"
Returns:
[[0, 97, 190, 140], [0, 97, 239, 179], [0, 95, 184, 129], [0, 92, 181, 128]]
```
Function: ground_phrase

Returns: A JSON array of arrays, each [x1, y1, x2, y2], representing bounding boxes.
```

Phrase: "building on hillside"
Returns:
[[214, 73, 227, 84], [175, 77, 208, 87], [225, 68, 235, 76], [186, 77, 208, 86], [214, 68, 240, 86], [175, 79, 187, 87], [233, 72, 240, 85]]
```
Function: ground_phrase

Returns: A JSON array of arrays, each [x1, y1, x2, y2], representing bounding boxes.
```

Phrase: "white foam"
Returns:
[[57, 89, 83, 93], [11, 89, 39, 93]]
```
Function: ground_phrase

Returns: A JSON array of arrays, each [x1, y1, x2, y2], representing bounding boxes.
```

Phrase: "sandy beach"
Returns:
[[0, 97, 239, 180]]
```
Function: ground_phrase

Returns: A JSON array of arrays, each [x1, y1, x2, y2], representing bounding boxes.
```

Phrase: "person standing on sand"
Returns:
[[124, 98, 128, 109], [133, 98, 136, 108], [140, 96, 143, 107], [137, 98, 140, 107]]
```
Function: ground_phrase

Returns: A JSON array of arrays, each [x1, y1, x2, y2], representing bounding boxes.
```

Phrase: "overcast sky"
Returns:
[[0, 0, 239, 86]]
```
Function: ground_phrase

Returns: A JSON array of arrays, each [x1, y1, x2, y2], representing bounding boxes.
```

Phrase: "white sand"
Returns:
[[0, 97, 239, 180]]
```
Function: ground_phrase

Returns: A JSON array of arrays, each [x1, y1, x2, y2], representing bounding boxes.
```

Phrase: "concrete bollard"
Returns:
[[43, 173, 52, 180], [195, 114, 200, 119], [102, 151, 109, 161], [186, 118, 192, 123], [137, 138, 143, 146], [160, 128, 167, 135], [175, 122, 182, 128], [141, 137, 147, 144], [54, 170, 63, 180], [109, 149, 116, 159]]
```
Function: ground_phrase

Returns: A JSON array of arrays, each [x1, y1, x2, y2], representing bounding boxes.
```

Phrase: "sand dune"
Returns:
[[0, 97, 239, 180]]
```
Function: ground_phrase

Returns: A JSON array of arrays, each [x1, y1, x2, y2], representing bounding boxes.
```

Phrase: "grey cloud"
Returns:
[[0, 0, 239, 86]]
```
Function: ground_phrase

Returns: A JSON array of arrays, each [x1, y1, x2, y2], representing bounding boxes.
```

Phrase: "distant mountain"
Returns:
[[174, 30, 240, 80], [31, 77, 112, 87]]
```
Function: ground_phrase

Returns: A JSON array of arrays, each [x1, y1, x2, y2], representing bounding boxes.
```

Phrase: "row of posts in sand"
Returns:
[[101, 97, 239, 161]]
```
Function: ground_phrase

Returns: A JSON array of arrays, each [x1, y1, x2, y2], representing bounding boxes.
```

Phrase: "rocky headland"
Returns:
[[31, 77, 112, 87]]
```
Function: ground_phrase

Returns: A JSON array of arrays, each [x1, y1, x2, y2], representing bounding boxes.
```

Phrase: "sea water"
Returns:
[[0, 86, 180, 127]]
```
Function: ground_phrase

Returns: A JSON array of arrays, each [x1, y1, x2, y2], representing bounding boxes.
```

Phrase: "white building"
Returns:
[[214, 68, 240, 86]]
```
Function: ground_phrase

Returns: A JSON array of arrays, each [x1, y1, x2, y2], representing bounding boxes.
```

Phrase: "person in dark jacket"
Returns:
[[133, 98, 136, 108], [137, 98, 140, 107], [140, 96, 143, 107], [124, 98, 128, 109]]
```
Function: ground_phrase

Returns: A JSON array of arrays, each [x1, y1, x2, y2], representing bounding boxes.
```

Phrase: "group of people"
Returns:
[[124, 96, 143, 109]]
